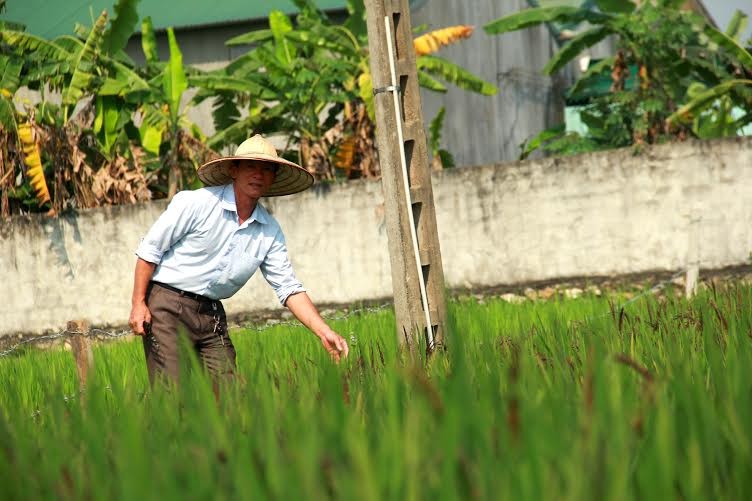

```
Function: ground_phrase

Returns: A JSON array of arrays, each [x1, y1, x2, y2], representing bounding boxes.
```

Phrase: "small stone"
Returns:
[[500, 293, 526, 304], [564, 287, 583, 299], [538, 287, 556, 300], [524, 288, 537, 300], [586, 285, 602, 296], [281, 311, 293, 320]]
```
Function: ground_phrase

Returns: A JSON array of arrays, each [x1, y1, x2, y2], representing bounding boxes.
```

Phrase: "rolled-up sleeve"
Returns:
[[259, 229, 305, 305], [135, 191, 196, 264]]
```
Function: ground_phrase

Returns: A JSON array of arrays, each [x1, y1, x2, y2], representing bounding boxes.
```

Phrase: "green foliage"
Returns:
[[101, 0, 141, 56], [202, 0, 495, 177], [417, 55, 497, 96], [2, 285, 752, 498], [428, 106, 454, 168], [163, 28, 187, 124], [0, 54, 22, 93], [2, 0, 494, 212], [140, 16, 159, 64], [62, 11, 108, 108], [594, 0, 635, 14], [542, 25, 612, 75], [668, 11, 752, 138], [519, 124, 601, 159], [489, 0, 752, 157], [483, 6, 609, 35]]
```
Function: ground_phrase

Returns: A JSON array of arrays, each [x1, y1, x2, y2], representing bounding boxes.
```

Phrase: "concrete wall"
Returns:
[[1, 137, 750, 336]]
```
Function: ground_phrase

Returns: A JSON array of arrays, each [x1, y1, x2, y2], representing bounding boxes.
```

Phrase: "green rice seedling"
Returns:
[[1, 284, 750, 500]]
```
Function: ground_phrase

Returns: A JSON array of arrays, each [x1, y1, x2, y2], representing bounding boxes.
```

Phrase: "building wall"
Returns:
[[2, 137, 750, 337]]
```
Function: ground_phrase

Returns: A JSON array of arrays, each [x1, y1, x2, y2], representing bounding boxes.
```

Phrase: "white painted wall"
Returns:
[[1, 137, 750, 337]]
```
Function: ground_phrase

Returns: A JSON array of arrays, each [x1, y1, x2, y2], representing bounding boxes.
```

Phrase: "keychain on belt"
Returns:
[[212, 314, 225, 347]]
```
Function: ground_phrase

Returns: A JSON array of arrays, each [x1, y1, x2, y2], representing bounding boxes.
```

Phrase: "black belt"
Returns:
[[150, 281, 216, 303]]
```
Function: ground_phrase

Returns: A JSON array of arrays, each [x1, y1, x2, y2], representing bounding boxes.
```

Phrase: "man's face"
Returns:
[[229, 160, 277, 200]]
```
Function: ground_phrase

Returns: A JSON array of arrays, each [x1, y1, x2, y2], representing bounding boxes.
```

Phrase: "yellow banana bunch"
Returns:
[[18, 121, 51, 206], [413, 25, 475, 56]]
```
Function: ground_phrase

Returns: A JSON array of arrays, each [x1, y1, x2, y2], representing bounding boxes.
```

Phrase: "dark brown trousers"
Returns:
[[143, 282, 236, 384]]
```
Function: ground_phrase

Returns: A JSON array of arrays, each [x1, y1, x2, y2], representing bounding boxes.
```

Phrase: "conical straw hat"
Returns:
[[198, 135, 314, 196]]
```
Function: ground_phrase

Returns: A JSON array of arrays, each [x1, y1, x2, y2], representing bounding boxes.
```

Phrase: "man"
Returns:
[[129, 134, 349, 383]]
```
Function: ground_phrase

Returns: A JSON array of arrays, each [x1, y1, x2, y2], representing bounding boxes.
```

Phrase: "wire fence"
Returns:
[[0, 303, 394, 358], [0, 267, 705, 359]]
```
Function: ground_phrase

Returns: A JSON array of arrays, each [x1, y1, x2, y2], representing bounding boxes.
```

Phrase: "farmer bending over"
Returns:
[[129, 134, 349, 383]]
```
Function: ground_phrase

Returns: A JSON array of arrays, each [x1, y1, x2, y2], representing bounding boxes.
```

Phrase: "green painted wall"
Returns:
[[2, 0, 347, 37]]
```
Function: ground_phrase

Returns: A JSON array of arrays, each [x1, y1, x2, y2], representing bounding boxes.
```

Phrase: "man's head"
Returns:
[[228, 160, 278, 200], [197, 134, 313, 196]]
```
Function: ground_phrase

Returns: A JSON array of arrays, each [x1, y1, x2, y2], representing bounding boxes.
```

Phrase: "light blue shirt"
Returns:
[[135, 184, 305, 304]]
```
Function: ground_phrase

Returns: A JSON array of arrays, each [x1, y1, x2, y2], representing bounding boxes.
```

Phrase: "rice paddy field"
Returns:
[[1, 283, 751, 500]]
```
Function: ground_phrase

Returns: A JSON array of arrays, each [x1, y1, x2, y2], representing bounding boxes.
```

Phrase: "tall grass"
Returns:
[[1, 284, 750, 500]]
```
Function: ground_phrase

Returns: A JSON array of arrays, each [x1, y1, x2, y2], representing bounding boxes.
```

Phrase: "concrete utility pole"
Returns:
[[364, 0, 447, 351]]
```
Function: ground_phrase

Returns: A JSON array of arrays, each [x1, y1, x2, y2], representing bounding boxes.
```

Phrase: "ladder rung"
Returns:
[[419, 249, 430, 266], [403, 120, 421, 141], [410, 185, 424, 204], [429, 310, 439, 326], [396, 59, 412, 77]]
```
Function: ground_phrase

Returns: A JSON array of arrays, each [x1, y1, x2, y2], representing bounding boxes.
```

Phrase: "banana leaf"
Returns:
[[0, 98, 16, 132], [594, 0, 635, 14], [62, 11, 108, 107], [484, 6, 610, 35], [417, 71, 448, 93], [0, 55, 22, 93], [724, 10, 749, 40], [703, 25, 752, 70], [543, 25, 612, 75], [163, 28, 187, 124], [94, 95, 122, 154], [417, 55, 497, 95], [1, 30, 70, 61], [668, 79, 752, 124], [567, 56, 614, 99], [141, 17, 159, 64], [269, 10, 295, 66], [102, 0, 141, 55], [226, 29, 273, 46], [188, 74, 271, 97]]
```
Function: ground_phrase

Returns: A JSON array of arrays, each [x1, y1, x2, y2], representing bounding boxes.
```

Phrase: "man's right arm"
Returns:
[[129, 258, 157, 335]]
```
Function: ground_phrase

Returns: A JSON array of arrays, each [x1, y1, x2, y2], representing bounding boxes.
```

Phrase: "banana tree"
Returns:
[[137, 18, 216, 198], [668, 11, 752, 137], [1, 0, 152, 214], [0, 12, 109, 213], [484, 0, 749, 149]]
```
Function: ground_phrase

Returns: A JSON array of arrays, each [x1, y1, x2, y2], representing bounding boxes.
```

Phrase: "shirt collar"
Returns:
[[220, 184, 269, 225]]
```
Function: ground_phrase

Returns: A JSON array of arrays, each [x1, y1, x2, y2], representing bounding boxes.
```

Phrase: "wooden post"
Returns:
[[68, 320, 93, 388], [365, 0, 447, 351], [685, 216, 700, 299]]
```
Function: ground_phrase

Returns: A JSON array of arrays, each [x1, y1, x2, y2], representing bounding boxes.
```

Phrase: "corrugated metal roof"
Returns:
[[2, 0, 347, 38]]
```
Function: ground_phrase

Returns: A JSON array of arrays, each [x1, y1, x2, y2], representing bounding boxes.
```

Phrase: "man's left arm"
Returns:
[[285, 292, 349, 361], [259, 228, 348, 361]]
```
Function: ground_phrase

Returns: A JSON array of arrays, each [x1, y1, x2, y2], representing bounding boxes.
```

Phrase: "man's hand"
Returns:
[[129, 301, 152, 336], [318, 328, 349, 362], [285, 292, 349, 361], [130, 258, 156, 336]]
